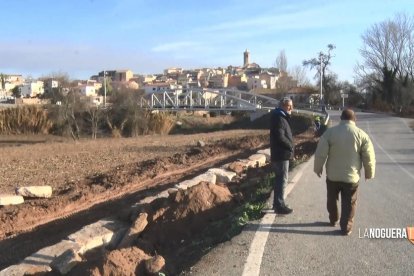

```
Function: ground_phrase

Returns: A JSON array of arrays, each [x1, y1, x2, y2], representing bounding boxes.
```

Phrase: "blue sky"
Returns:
[[1, 0, 413, 83]]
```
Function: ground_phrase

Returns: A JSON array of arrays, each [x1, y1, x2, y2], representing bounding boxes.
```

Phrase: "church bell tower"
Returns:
[[243, 49, 250, 67]]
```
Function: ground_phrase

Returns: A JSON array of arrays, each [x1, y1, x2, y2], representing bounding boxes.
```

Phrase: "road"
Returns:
[[184, 111, 414, 276]]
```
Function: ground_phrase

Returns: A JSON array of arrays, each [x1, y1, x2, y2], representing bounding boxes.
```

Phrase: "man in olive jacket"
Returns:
[[314, 109, 376, 235], [270, 97, 294, 214]]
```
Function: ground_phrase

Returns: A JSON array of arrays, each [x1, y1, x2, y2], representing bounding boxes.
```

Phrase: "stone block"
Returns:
[[197, 140, 206, 147], [225, 161, 247, 174], [67, 219, 126, 254], [138, 196, 158, 204], [0, 195, 24, 206], [16, 186, 53, 198], [238, 159, 257, 168], [0, 240, 81, 275], [118, 213, 148, 248], [175, 179, 197, 190], [167, 188, 178, 194], [193, 172, 216, 185], [156, 190, 170, 199], [175, 172, 217, 190], [0, 263, 48, 276], [207, 168, 237, 183], [50, 249, 82, 275], [257, 148, 271, 162], [248, 154, 267, 167]]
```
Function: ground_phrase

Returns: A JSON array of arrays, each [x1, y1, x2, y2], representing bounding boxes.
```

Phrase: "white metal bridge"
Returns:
[[140, 88, 279, 112]]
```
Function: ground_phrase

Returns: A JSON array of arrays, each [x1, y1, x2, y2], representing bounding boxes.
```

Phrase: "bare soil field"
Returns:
[[0, 122, 317, 274], [0, 130, 270, 235]]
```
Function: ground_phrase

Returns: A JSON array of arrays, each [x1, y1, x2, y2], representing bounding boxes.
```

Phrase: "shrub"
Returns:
[[147, 112, 175, 135], [0, 106, 53, 134]]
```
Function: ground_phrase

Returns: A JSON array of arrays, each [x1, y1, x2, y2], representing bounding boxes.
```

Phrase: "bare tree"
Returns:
[[48, 90, 85, 140], [275, 50, 288, 72], [303, 44, 336, 104], [356, 13, 414, 108], [288, 65, 310, 86], [62, 91, 84, 140], [104, 88, 147, 137], [85, 106, 102, 139], [40, 71, 70, 84]]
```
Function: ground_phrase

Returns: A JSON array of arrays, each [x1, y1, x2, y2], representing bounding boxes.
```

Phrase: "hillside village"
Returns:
[[0, 50, 316, 107]]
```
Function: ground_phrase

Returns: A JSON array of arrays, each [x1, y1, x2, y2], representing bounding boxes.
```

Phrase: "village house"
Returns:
[[20, 80, 44, 98], [76, 83, 97, 97], [111, 80, 139, 91], [285, 86, 317, 105], [247, 75, 267, 90], [43, 79, 59, 95], [209, 73, 229, 88], [177, 71, 199, 87], [143, 83, 182, 95], [227, 73, 247, 89], [259, 71, 277, 89], [1, 74, 24, 96], [134, 75, 156, 86], [114, 70, 133, 82]]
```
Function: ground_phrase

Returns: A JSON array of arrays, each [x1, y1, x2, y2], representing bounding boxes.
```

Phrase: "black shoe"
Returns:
[[341, 229, 352, 236], [274, 206, 293, 215], [329, 220, 338, 227]]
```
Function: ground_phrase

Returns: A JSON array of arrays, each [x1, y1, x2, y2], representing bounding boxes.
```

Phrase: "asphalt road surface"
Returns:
[[185, 111, 414, 276]]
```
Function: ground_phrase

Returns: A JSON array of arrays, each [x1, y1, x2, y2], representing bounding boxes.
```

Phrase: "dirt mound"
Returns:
[[172, 181, 232, 217], [76, 182, 234, 275], [142, 182, 234, 248], [96, 247, 150, 276]]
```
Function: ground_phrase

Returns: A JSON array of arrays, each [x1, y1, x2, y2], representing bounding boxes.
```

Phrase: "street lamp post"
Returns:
[[340, 89, 348, 109], [103, 70, 107, 107], [320, 53, 323, 106]]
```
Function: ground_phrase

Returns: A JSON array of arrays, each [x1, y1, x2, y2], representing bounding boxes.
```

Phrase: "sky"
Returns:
[[1, 0, 413, 83]]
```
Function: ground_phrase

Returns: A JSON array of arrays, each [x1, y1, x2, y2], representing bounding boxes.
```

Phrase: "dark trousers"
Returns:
[[272, 161, 289, 208], [326, 179, 359, 232]]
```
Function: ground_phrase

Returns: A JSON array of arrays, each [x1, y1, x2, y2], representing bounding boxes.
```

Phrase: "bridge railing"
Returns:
[[140, 88, 279, 112]]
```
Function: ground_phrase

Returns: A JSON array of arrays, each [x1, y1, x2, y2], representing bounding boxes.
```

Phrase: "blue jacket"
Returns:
[[270, 108, 294, 161]]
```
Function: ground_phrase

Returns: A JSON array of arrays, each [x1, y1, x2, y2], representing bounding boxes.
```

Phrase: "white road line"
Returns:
[[367, 121, 414, 180], [242, 159, 312, 276], [398, 117, 414, 133]]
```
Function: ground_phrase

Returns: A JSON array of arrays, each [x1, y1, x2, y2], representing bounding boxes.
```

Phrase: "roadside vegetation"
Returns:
[[0, 80, 316, 139]]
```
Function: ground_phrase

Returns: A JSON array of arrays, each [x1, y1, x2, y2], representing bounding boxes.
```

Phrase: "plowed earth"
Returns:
[[0, 127, 317, 274]]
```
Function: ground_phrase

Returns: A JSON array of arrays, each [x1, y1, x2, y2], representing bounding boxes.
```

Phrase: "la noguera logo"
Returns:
[[408, 227, 414, 245], [358, 226, 414, 244]]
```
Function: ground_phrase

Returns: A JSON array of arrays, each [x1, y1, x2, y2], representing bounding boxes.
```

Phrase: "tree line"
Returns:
[[275, 13, 414, 114], [0, 89, 175, 139]]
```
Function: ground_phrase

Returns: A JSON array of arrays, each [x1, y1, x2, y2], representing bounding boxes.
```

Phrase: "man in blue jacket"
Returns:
[[270, 97, 294, 214]]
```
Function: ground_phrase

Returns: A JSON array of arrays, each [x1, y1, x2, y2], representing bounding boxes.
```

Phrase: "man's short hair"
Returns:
[[340, 109, 356, 121], [280, 97, 292, 107]]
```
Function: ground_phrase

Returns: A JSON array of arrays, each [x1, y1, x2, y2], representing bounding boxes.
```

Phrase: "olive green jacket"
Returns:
[[314, 120, 376, 184]]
